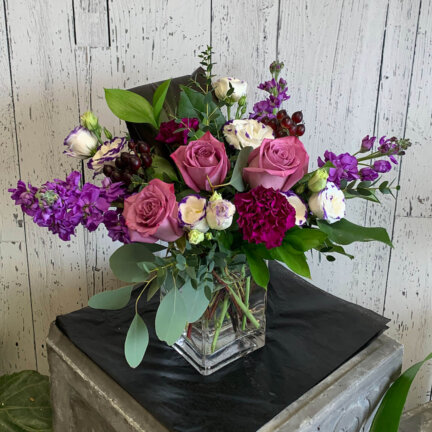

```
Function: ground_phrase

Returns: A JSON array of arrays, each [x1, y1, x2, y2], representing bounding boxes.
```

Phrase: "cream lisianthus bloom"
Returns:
[[212, 77, 247, 102], [178, 195, 209, 233], [63, 126, 98, 160], [87, 137, 127, 174], [223, 119, 274, 150], [308, 182, 346, 223]]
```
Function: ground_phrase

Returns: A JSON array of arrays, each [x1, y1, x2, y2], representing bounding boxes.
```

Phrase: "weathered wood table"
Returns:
[[47, 326, 401, 432]]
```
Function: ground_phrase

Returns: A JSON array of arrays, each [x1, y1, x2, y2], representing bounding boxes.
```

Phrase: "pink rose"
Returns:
[[243, 136, 309, 191], [123, 179, 182, 243], [170, 131, 229, 192]]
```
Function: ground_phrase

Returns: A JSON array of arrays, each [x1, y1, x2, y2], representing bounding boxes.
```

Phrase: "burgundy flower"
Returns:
[[234, 186, 296, 249], [155, 118, 199, 145]]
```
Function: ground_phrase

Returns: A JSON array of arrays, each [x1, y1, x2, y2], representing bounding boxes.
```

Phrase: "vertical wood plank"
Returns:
[[278, 0, 387, 309], [211, 0, 279, 106], [73, 0, 109, 48], [385, 217, 432, 410], [5, 0, 88, 373], [0, 0, 36, 372]]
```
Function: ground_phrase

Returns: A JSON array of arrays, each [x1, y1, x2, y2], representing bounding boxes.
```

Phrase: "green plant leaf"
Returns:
[[147, 272, 163, 301], [88, 285, 134, 310], [147, 154, 178, 182], [124, 313, 149, 368], [317, 219, 393, 247], [152, 79, 171, 125], [110, 243, 165, 283], [271, 242, 311, 278], [229, 146, 253, 191], [179, 280, 210, 323], [318, 241, 354, 259], [104, 88, 157, 127], [0, 370, 52, 432], [242, 245, 269, 288], [370, 352, 432, 432], [155, 286, 188, 345], [285, 228, 328, 252]]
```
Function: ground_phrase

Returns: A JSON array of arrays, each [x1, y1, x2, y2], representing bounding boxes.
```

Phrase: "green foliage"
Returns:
[[155, 286, 188, 345], [124, 313, 149, 368], [179, 280, 210, 323], [0, 370, 52, 432], [242, 245, 270, 288], [198, 45, 216, 91], [371, 352, 432, 432], [88, 284, 134, 310], [104, 89, 157, 128], [317, 219, 393, 247], [152, 79, 171, 125], [109, 243, 166, 283], [147, 155, 178, 182], [271, 242, 311, 278], [318, 241, 354, 260], [284, 228, 327, 252], [229, 146, 253, 191]]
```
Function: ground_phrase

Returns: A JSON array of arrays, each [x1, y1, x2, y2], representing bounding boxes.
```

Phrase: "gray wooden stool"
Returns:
[[47, 324, 402, 432]]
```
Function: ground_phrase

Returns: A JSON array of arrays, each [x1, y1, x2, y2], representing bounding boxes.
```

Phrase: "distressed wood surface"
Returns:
[[0, 0, 431, 410]]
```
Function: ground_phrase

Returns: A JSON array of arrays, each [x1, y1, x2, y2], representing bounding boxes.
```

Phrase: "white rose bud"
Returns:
[[223, 119, 274, 150], [308, 182, 346, 223], [178, 195, 209, 233], [212, 77, 247, 102], [63, 126, 98, 160], [206, 199, 236, 230], [280, 191, 308, 226]]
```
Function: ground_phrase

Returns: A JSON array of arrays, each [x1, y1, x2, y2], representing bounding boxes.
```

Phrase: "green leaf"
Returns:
[[0, 370, 52, 432], [110, 243, 164, 283], [152, 79, 171, 125], [317, 219, 393, 247], [88, 284, 134, 310], [179, 280, 210, 323], [243, 245, 269, 288], [229, 146, 253, 191], [318, 242, 354, 259], [104, 88, 157, 127], [285, 228, 328, 252], [147, 271, 164, 301], [155, 286, 188, 345], [271, 242, 311, 278], [148, 154, 178, 182], [124, 313, 149, 368], [370, 352, 432, 432]]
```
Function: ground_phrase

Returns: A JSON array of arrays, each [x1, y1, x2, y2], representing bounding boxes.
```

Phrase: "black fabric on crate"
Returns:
[[57, 262, 389, 432]]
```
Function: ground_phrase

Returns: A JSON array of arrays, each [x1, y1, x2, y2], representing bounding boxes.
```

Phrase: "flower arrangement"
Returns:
[[9, 47, 411, 370]]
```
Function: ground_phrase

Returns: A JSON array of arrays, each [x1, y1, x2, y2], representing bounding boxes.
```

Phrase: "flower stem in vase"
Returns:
[[242, 276, 251, 331], [211, 294, 230, 353]]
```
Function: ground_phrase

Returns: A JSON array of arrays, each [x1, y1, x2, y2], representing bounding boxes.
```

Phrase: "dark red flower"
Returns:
[[155, 118, 199, 145]]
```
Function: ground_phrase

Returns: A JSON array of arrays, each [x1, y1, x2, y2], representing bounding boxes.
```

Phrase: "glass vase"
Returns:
[[164, 269, 267, 376]]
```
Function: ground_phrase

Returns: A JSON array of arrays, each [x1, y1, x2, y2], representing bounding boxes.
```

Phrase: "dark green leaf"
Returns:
[[229, 146, 253, 191], [271, 242, 311, 278], [179, 281, 210, 323], [110, 243, 164, 282], [147, 277, 161, 301], [379, 180, 389, 192], [152, 79, 171, 124], [317, 219, 393, 247], [147, 154, 178, 182], [124, 313, 149, 368], [88, 284, 134, 310], [357, 181, 372, 189], [326, 255, 336, 262], [0, 370, 52, 432], [357, 187, 372, 196], [243, 245, 269, 288], [318, 241, 354, 259], [104, 88, 157, 127], [371, 352, 432, 432], [285, 228, 328, 252]]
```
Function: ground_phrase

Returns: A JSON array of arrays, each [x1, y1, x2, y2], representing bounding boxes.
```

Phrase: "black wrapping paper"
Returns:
[[56, 262, 388, 432]]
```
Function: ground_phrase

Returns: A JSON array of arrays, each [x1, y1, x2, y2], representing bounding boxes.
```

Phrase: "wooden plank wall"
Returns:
[[0, 0, 430, 410]]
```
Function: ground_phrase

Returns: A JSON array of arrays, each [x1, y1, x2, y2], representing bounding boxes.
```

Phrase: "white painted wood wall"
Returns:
[[0, 0, 430, 411]]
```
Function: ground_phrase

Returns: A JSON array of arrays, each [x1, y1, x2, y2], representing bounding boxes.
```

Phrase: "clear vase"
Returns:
[[165, 269, 267, 376]]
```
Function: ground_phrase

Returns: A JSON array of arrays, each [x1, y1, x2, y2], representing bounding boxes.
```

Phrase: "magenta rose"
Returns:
[[170, 131, 230, 192], [243, 136, 309, 191], [123, 179, 182, 243]]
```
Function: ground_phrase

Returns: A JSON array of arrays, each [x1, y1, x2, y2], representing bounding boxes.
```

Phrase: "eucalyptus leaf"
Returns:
[[104, 88, 157, 127], [155, 287, 188, 345], [229, 146, 253, 191], [317, 219, 393, 247], [0, 370, 52, 432], [243, 245, 269, 288], [88, 284, 134, 310], [179, 280, 210, 323], [124, 313, 149, 368], [152, 79, 171, 124]]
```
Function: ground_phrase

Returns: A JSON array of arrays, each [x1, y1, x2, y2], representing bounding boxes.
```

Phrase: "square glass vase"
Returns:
[[165, 271, 267, 376]]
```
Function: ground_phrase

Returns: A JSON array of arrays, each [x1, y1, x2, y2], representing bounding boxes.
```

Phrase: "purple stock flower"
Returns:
[[361, 135, 376, 152], [103, 210, 130, 243], [373, 160, 392, 173], [359, 167, 379, 181], [318, 151, 359, 187]]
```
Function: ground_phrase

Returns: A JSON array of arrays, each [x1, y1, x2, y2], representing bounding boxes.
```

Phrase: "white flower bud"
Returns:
[[178, 195, 209, 233], [308, 182, 346, 223], [206, 199, 235, 230], [212, 77, 247, 102], [223, 119, 274, 150], [280, 191, 308, 226], [63, 126, 98, 160]]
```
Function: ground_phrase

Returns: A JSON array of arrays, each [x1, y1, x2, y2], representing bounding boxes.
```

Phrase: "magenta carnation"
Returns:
[[155, 118, 199, 145], [234, 186, 296, 249]]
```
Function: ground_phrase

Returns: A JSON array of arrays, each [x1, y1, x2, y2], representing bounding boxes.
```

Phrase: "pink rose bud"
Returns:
[[123, 179, 182, 243], [170, 131, 230, 192], [243, 136, 309, 192]]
